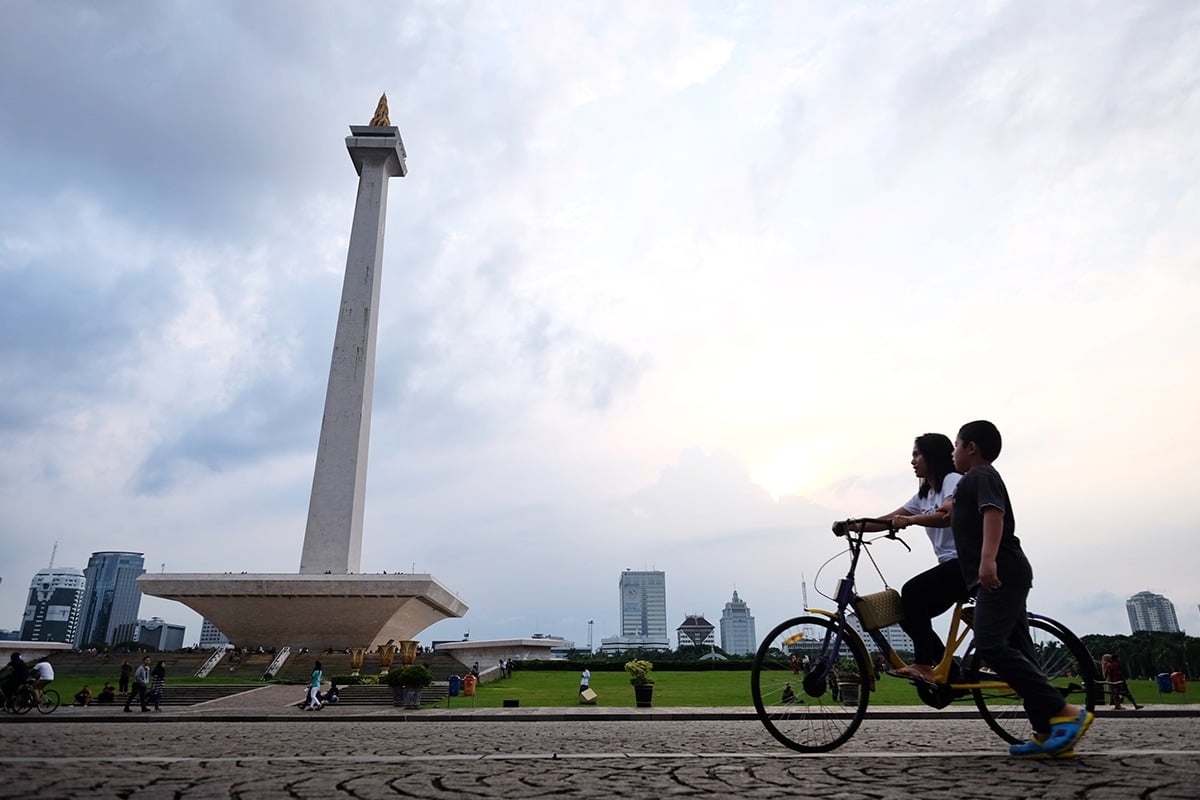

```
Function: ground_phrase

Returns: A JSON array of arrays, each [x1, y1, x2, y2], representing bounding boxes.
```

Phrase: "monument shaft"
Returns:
[[300, 127, 407, 574]]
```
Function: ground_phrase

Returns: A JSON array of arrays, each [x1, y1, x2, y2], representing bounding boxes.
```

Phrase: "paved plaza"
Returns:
[[2, 692, 1198, 799]]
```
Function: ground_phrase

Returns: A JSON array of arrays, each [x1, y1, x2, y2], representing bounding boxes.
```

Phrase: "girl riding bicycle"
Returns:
[[833, 432, 968, 685]]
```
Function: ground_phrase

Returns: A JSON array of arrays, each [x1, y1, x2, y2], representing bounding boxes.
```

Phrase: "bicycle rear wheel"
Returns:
[[965, 615, 1099, 745], [751, 615, 872, 752], [36, 688, 60, 714]]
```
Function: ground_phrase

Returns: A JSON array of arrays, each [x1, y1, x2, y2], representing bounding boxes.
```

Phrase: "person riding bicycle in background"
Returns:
[[833, 432, 968, 685], [2, 652, 30, 709], [31, 658, 55, 698]]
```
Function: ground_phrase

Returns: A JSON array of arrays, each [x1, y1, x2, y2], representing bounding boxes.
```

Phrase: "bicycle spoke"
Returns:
[[752, 616, 871, 752]]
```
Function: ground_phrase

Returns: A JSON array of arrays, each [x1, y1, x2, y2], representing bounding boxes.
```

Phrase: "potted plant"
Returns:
[[382, 664, 433, 708], [624, 659, 655, 708], [833, 658, 861, 705]]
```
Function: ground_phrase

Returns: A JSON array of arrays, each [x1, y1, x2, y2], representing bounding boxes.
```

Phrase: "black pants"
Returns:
[[124, 683, 148, 711], [973, 581, 1065, 733], [899, 559, 969, 666]]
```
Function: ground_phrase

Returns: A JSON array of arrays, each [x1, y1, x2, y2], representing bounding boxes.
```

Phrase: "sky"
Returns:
[[1, 1, 1198, 649]]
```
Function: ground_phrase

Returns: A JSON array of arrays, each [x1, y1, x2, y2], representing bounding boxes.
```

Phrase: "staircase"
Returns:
[[263, 646, 291, 679], [194, 648, 228, 678], [334, 682, 451, 707], [114, 685, 256, 707]]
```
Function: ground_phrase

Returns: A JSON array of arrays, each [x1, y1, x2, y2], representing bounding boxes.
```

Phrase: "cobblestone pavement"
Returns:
[[2, 715, 1197, 799]]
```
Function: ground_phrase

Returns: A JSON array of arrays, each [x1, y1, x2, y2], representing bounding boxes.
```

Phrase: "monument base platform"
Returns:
[[138, 573, 467, 650]]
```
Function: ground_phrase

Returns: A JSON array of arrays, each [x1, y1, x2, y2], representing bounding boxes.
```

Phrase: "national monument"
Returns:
[[139, 96, 468, 649]]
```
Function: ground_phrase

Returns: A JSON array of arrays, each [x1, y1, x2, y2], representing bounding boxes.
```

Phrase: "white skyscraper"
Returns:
[[600, 570, 670, 653], [1126, 591, 1181, 633], [20, 567, 86, 644], [719, 590, 757, 655]]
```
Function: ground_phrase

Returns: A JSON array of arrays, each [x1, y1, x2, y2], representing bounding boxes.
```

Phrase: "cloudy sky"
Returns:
[[2, 1, 1197, 649]]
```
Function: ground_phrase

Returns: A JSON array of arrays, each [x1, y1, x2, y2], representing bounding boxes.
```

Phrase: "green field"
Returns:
[[438, 671, 1195, 709], [38, 670, 1194, 709]]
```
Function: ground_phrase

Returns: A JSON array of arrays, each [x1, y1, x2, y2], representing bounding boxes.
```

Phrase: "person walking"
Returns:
[[303, 660, 323, 710], [150, 660, 167, 711], [123, 656, 152, 712]]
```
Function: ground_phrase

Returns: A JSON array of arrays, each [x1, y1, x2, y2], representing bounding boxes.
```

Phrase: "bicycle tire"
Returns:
[[965, 614, 1099, 745], [751, 615, 873, 752], [13, 686, 36, 715], [36, 688, 60, 714]]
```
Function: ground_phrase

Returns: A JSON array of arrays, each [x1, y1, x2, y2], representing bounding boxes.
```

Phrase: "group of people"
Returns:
[[122, 656, 167, 712], [1101, 653, 1143, 710], [838, 420, 1094, 759], [74, 682, 117, 706], [301, 660, 340, 710]]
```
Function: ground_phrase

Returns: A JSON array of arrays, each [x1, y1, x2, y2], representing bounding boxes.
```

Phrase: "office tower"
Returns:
[[677, 614, 716, 648], [19, 567, 86, 643], [113, 617, 186, 651], [719, 589, 757, 655], [620, 570, 668, 639], [1126, 591, 1181, 633], [199, 618, 230, 649], [76, 551, 145, 646]]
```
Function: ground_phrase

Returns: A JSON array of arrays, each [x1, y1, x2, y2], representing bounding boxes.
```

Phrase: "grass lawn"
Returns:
[[40, 671, 1193, 710]]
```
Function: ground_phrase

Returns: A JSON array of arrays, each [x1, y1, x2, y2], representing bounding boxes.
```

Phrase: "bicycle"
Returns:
[[1, 681, 60, 715], [751, 517, 1100, 752]]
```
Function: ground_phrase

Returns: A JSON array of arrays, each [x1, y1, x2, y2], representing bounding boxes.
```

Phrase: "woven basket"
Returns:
[[853, 588, 904, 630]]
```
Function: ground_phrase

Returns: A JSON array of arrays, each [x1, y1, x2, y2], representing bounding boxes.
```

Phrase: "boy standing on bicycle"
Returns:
[[951, 420, 1093, 758]]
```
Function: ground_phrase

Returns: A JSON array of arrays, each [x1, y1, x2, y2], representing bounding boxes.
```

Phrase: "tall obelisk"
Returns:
[[300, 95, 406, 575], [138, 97, 466, 650]]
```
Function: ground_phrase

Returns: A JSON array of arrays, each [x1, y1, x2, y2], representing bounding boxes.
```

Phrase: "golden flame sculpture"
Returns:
[[369, 93, 391, 127]]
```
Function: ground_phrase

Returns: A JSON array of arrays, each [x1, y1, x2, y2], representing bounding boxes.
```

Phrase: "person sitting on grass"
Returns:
[[75, 686, 93, 706], [97, 683, 116, 704]]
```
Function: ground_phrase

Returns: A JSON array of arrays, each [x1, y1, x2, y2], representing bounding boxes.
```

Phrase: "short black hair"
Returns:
[[958, 420, 1002, 461]]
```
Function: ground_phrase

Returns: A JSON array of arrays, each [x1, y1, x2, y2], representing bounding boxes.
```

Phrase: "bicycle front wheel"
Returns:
[[965, 615, 1099, 745], [13, 687, 36, 715], [36, 688, 60, 714], [751, 615, 872, 752]]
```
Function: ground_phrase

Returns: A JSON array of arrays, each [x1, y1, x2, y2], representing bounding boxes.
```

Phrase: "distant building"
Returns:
[[1126, 591, 1181, 633], [676, 614, 716, 648], [846, 612, 915, 655], [20, 568, 86, 643], [113, 617, 186, 652], [530, 633, 575, 659], [76, 551, 145, 646], [612, 569, 670, 650], [719, 590, 757, 655], [199, 618, 230, 649], [0, 629, 22, 641]]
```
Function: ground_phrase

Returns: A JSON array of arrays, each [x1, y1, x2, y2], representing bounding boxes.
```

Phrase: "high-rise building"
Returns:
[[719, 590, 757, 655], [620, 570, 667, 638], [599, 570, 670, 652], [20, 567, 86, 643], [76, 551, 145, 646], [1126, 591, 1180, 633], [676, 614, 715, 648], [199, 618, 230, 649]]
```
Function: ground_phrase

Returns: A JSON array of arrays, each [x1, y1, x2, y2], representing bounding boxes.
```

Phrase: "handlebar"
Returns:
[[832, 517, 912, 552]]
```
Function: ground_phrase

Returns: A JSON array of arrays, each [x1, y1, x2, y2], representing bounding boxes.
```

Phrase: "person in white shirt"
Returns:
[[834, 433, 967, 685], [579, 668, 591, 696], [31, 659, 54, 696]]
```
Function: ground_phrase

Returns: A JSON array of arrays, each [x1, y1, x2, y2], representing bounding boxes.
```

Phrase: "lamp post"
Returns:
[[588, 620, 594, 654]]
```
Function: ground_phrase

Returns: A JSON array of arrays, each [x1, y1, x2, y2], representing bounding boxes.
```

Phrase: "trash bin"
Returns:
[[463, 674, 477, 697], [1172, 672, 1188, 694], [448, 675, 461, 697], [1157, 673, 1173, 694]]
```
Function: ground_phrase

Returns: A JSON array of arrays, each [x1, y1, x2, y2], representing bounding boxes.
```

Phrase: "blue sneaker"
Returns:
[[1009, 733, 1075, 759], [1041, 708, 1094, 756]]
